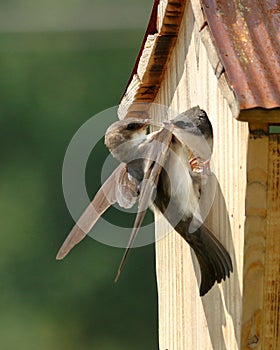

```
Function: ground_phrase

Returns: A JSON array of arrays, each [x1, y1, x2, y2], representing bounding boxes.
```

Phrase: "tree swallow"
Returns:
[[57, 107, 232, 296]]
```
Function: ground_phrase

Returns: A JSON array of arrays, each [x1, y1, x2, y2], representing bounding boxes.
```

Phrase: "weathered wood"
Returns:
[[242, 131, 280, 349], [239, 108, 280, 123], [218, 72, 240, 119], [157, 0, 186, 35], [241, 131, 268, 349], [190, 0, 205, 29], [153, 2, 248, 349], [118, 0, 280, 348], [118, 0, 186, 120], [200, 25, 223, 78], [118, 75, 142, 120], [264, 134, 280, 349]]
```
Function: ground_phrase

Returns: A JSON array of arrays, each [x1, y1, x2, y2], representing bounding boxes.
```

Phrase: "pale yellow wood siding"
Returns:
[[152, 2, 249, 349]]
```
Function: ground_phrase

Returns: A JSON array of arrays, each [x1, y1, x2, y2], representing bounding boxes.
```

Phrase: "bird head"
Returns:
[[172, 107, 213, 160], [105, 118, 150, 162]]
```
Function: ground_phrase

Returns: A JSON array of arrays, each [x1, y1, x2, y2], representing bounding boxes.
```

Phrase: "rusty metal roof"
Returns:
[[120, 0, 280, 120], [202, 0, 280, 111]]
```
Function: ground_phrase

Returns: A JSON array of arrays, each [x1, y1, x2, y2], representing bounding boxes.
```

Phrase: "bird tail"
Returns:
[[186, 225, 233, 296]]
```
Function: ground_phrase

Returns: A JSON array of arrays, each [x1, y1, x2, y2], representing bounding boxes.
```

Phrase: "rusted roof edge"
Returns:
[[201, 0, 280, 112], [119, 0, 280, 122]]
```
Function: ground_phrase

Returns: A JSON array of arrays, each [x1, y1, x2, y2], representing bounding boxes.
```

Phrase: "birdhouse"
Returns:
[[118, 1, 280, 349]]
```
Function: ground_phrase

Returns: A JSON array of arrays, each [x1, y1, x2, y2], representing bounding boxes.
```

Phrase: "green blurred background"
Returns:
[[0, 1, 158, 349]]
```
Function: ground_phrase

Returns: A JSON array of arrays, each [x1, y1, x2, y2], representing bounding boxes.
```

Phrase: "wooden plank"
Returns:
[[241, 131, 269, 349], [137, 34, 158, 81], [118, 0, 186, 121], [158, 0, 186, 35], [218, 72, 240, 119], [118, 74, 141, 120], [263, 134, 280, 349], [154, 1, 249, 349], [200, 26, 223, 78], [190, 0, 206, 29], [242, 130, 280, 349], [139, 34, 177, 86], [239, 108, 280, 123], [117, 0, 280, 349]]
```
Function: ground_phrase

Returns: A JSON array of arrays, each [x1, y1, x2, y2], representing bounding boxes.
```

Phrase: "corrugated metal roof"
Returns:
[[202, 0, 280, 111], [120, 0, 280, 120]]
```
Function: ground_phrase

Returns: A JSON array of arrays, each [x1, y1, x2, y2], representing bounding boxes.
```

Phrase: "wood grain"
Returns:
[[118, 0, 280, 348], [263, 134, 280, 349], [241, 132, 268, 349], [118, 0, 186, 121], [153, 1, 248, 349]]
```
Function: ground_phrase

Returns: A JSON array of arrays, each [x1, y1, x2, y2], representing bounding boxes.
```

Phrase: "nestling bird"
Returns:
[[57, 107, 232, 296]]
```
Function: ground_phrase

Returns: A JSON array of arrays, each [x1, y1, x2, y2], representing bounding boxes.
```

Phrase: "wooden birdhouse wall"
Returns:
[[118, 0, 280, 347], [242, 128, 280, 349], [152, 2, 249, 349]]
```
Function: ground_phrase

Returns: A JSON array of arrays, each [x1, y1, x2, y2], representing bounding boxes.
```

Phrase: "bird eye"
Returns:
[[126, 123, 139, 130]]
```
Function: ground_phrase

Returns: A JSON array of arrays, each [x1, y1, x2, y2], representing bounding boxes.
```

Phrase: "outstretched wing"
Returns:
[[56, 163, 139, 260], [114, 125, 174, 281]]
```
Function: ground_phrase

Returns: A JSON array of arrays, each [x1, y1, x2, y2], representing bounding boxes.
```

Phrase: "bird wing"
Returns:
[[115, 165, 139, 208], [114, 124, 174, 281], [56, 163, 139, 260]]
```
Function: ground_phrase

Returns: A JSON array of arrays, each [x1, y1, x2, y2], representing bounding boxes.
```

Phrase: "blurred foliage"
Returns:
[[0, 3, 158, 349]]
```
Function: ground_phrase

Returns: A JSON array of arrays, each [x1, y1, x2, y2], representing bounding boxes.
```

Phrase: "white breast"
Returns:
[[165, 143, 200, 219]]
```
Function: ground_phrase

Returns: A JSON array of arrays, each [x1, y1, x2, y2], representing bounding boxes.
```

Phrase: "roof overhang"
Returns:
[[118, 0, 186, 120], [119, 0, 280, 123]]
